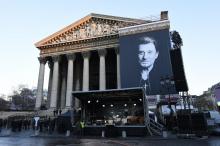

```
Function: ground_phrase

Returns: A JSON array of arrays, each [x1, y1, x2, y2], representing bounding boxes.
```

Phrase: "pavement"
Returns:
[[0, 128, 209, 140], [1, 128, 220, 146], [0, 135, 219, 146], [0, 128, 67, 138], [0, 128, 171, 139]]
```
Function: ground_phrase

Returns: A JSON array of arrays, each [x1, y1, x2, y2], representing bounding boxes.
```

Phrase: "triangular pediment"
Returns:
[[35, 13, 147, 48]]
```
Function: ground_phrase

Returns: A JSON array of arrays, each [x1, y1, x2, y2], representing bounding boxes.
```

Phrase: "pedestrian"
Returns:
[[11, 120, 15, 132], [80, 120, 85, 136], [55, 109, 58, 116], [18, 120, 22, 132], [53, 110, 56, 117], [39, 120, 43, 132], [0, 119, 3, 133], [23, 119, 27, 130], [75, 120, 81, 137], [27, 119, 31, 129], [59, 109, 62, 115]]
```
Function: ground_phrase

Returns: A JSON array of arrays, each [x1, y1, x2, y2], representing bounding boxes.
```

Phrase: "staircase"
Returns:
[[36, 110, 54, 117], [149, 118, 164, 136], [37, 108, 69, 118], [0, 111, 34, 119]]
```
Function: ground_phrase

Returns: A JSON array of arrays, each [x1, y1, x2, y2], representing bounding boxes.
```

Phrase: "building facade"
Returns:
[[35, 12, 169, 110]]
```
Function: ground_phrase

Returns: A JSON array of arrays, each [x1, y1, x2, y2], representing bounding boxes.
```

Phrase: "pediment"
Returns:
[[35, 13, 147, 48]]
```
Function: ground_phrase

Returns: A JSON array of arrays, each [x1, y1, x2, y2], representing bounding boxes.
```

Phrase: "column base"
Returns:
[[49, 107, 57, 110], [33, 109, 54, 117], [64, 106, 72, 110], [34, 107, 41, 111]]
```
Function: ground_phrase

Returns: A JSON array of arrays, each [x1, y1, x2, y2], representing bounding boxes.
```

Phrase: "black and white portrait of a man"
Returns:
[[120, 29, 176, 95], [138, 37, 159, 91]]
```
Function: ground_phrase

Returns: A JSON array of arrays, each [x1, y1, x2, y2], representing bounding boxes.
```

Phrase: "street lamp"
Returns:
[[160, 76, 175, 114]]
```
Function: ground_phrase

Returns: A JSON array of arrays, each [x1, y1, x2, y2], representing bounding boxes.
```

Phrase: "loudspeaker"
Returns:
[[170, 49, 188, 92], [177, 114, 191, 133], [191, 113, 207, 132]]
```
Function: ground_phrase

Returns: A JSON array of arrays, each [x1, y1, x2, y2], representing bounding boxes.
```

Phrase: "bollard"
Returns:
[[122, 130, 126, 138], [101, 130, 105, 137], [162, 130, 168, 138], [66, 130, 70, 137], [35, 129, 39, 136], [5, 129, 11, 135]]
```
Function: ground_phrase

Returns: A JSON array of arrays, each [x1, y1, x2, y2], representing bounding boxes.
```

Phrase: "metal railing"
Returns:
[[149, 118, 164, 136]]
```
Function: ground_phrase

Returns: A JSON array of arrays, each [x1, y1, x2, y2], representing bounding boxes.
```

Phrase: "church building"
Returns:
[[35, 11, 171, 111]]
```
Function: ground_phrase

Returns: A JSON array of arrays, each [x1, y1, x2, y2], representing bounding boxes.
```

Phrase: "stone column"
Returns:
[[82, 52, 90, 91], [98, 49, 107, 90], [35, 57, 47, 110], [50, 56, 60, 109], [60, 66, 67, 109], [75, 62, 81, 91], [46, 60, 53, 109], [65, 53, 76, 108], [115, 47, 121, 89], [75, 61, 81, 110]]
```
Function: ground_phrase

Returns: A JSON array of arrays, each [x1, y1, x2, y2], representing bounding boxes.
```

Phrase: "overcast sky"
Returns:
[[0, 0, 219, 96]]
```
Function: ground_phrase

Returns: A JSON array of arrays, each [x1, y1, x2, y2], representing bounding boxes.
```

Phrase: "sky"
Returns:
[[0, 0, 219, 96]]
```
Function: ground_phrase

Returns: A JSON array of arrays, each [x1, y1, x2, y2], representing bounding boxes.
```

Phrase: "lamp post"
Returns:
[[160, 76, 175, 115]]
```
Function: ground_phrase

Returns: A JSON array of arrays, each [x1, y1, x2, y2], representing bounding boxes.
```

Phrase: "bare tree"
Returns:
[[10, 85, 36, 111]]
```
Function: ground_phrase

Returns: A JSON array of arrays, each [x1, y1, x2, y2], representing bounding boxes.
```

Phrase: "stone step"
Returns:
[[0, 111, 34, 119]]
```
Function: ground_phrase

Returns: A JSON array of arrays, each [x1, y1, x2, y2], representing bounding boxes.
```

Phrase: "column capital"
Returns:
[[38, 57, 47, 64], [82, 51, 91, 59], [52, 55, 61, 62], [66, 53, 76, 61], [114, 47, 120, 54], [48, 60, 53, 69], [98, 49, 107, 57]]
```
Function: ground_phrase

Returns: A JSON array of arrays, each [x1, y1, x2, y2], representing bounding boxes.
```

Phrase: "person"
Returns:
[[75, 120, 81, 137], [55, 109, 58, 116], [59, 109, 62, 115], [0, 119, 2, 133], [53, 109, 56, 117], [138, 36, 159, 93], [34, 116, 40, 130], [80, 120, 85, 136]]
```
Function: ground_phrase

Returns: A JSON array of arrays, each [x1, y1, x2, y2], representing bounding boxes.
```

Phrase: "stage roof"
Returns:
[[72, 87, 144, 102]]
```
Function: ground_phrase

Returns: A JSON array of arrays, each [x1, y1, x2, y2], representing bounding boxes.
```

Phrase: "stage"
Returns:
[[72, 87, 150, 136]]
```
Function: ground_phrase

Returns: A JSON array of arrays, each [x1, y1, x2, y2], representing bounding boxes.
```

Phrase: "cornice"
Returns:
[[39, 34, 118, 49], [90, 13, 148, 24], [119, 20, 170, 36], [39, 36, 119, 57]]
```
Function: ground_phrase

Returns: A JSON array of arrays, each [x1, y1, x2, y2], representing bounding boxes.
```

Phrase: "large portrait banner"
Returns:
[[119, 28, 176, 95]]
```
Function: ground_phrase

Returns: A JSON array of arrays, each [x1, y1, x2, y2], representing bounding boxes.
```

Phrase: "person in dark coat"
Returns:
[[59, 109, 62, 115], [0, 119, 3, 133]]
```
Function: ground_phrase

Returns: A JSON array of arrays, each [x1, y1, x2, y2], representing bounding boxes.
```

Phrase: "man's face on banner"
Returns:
[[138, 43, 159, 69]]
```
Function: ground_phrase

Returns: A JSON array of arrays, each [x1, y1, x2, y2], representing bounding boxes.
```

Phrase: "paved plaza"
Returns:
[[0, 128, 220, 146], [1, 136, 220, 146]]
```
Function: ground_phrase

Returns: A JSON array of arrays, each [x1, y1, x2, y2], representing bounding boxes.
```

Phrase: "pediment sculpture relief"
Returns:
[[46, 20, 122, 45]]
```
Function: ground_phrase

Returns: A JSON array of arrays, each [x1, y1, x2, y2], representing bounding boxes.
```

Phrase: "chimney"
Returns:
[[160, 11, 168, 20]]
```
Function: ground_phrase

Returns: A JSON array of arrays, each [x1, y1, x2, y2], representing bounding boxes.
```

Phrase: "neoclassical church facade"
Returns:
[[35, 12, 169, 110]]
